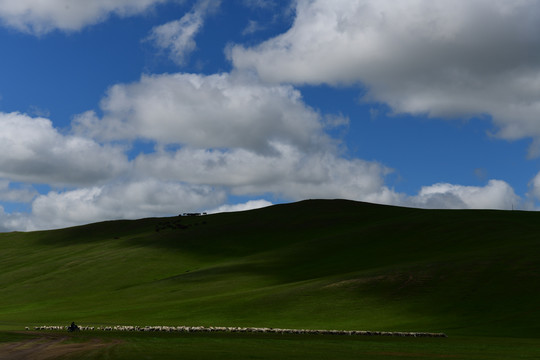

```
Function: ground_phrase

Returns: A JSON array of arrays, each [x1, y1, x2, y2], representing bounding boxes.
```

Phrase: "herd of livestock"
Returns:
[[29, 324, 447, 337]]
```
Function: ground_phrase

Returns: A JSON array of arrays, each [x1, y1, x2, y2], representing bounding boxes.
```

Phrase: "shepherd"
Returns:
[[68, 322, 79, 332]]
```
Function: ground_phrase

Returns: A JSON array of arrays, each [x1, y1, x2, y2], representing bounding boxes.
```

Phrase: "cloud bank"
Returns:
[[28, 180, 225, 230], [74, 71, 394, 205], [0, 103, 526, 231], [406, 180, 519, 210], [73, 72, 332, 154], [231, 0, 540, 154], [0, 0, 537, 231]]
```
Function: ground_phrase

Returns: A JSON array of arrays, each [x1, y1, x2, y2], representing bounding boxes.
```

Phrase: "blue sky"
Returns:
[[0, 0, 539, 230]]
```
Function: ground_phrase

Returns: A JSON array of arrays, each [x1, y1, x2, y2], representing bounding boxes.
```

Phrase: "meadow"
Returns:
[[0, 199, 539, 358]]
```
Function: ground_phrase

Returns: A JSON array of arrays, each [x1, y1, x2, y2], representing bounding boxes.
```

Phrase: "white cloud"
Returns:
[[0, 180, 37, 203], [231, 0, 540, 153], [405, 180, 519, 210], [68, 65, 525, 231], [0, 0, 171, 34], [73, 72, 333, 154], [133, 144, 392, 202], [26, 179, 225, 230], [0, 206, 25, 232], [207, 199, 273, 214], [528, 172, 540, 201], [146, 0, 219, 65], [147, 13, 202, 65], [0, 112, 129, 186], [324, 114, 349, 128]]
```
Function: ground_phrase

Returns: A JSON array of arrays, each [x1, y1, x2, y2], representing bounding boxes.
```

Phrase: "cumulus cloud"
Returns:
[[73, 72, 333, 154], [231, 0, 540, 153], [528, 172, 540, 201], [0, 0, 171, 34], [405, 180, 519, 210], [207, 199, 273, 214], [0, 180, 37, 203], [0, 206, 25, 232], [0, 112, 129, 186], [133, 145, 392, 201], [146, 0, 220, 65], [26, 180, 225, 230]]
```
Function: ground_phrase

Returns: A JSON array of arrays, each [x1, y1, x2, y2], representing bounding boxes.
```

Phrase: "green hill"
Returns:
[[1, 199, 539, 337]]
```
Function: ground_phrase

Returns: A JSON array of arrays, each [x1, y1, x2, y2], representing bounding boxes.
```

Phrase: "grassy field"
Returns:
[[1, 199, 539, 358], [2, 330, 540, 360]]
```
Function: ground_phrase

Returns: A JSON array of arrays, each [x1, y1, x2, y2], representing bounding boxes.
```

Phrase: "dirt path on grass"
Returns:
[[0, 332, 122, 360]]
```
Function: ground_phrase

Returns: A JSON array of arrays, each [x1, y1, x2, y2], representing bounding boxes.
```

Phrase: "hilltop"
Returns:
[[1, 199, 539, 337]]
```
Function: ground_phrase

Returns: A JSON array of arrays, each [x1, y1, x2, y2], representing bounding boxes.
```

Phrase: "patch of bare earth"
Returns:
[[0, 332, 122, 360]]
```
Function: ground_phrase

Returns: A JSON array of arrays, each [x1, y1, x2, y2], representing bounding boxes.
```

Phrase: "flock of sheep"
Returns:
[[29, 325, 447, 337]]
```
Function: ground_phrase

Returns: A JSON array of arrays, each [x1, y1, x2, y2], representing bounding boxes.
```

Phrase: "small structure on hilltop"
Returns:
[[180, 212, 207, 216]]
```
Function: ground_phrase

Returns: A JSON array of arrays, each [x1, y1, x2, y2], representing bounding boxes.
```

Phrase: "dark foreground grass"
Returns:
[[0, 330, 36, 343], [3, 331, 540, 360]]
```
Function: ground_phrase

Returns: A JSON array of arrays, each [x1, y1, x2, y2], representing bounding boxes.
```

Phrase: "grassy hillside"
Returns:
[[1, 199, 539, 338]]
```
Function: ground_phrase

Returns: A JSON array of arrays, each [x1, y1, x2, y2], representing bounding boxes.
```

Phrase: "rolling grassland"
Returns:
[[1, 199, 539, 358]]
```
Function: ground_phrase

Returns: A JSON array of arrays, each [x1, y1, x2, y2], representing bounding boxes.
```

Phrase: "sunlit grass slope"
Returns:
[[1, 199, 539, 337]]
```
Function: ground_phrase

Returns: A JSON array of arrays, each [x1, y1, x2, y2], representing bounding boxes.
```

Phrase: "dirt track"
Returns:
[[0, 332, 121, 360]]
